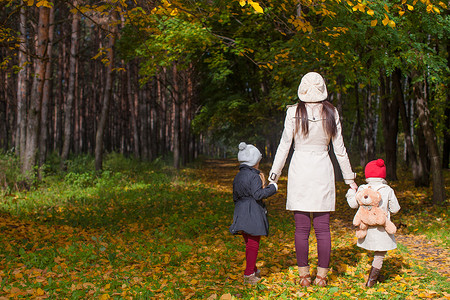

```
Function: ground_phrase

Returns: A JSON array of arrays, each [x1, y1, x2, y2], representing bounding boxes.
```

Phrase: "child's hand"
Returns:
[[349, 182, 358, 191], [269, 181, 278, 191]]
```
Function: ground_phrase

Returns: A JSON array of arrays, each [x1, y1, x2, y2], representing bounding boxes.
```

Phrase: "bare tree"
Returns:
[[23, 6, 50, 174], [61, 0, 80, 168]]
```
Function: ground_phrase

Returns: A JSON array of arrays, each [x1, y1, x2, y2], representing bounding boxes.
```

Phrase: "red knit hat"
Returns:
[[365, 159, 386, 179]]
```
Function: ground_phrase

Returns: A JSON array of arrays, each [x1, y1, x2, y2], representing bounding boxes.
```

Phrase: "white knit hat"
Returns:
[[238, 142, 262, 167], [297, 72, 328, 102]]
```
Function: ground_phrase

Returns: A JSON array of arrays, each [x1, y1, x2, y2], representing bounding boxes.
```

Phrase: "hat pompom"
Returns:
[[376, 159, 385, 167], [365, 158, 386, 179], [237, 142, 262, 167]]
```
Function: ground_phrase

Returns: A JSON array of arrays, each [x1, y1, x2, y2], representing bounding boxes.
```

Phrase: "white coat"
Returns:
[[269, 103, 356, 212], [346, 178, 401, 251]]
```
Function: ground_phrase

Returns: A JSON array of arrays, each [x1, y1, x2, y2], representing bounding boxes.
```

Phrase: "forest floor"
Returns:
[[0, 158, 449, 299]]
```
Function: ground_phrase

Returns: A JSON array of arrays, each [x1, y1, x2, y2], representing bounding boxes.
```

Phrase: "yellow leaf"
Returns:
[[207, 294, 218, 300], [100, 294, 110, 300], [382, 15, 389, 26], [407, 4, 414, 10], [371, 19, 378, 26], [399, 10, 405, 16], [220, 293, 232, 300], [388, 20, 396, 27], [26, 0, 34, 5], [190, 279, 198, 285], [14, 273, 23, 279], [384, 4, 389, 12], [249, 1, 263, 14], [36, 0, 52, 7], [239, 0, 246, 6], [104, 284, 110, 290], [36, 288, 45, 296], [367, 9, 374, 16]]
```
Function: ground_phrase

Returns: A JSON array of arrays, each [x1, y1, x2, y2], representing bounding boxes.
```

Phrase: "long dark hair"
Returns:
[[294, 100, 337, 138]]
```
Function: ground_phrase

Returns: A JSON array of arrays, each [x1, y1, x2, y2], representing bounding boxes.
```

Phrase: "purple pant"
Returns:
[[294, 211, 331, 268]]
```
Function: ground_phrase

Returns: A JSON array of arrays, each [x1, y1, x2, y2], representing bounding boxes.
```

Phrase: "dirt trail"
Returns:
[[200, 159, 450, 280]]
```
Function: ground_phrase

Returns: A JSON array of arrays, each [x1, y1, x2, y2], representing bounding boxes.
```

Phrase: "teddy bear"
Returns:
[[353, 186, 397, 239]]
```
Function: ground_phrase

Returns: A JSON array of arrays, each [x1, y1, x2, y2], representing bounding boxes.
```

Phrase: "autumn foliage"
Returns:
[[0, 157, 448, 299]]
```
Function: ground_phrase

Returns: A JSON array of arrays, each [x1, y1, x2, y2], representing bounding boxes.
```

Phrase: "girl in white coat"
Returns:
[[269, 72, 357, 287], [346, 159, 400, 287]]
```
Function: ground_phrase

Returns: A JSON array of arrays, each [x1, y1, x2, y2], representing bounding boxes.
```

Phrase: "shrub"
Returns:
[[0, 150, 29, 194]]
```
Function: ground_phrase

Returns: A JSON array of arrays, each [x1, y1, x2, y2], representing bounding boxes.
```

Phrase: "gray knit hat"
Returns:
[[297, 72, 328, 102], [238, 142, 262, 167]]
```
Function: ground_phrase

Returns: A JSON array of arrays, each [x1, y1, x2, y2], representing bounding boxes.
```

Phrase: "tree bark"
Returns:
[[16, 4, 28, 163], [172, 64, 180, 169], [399, 75, 428, 186], [380, 71, 399, 181], [414, 80, 446, 204], [61, 1, 80, 168], [95, 28, 116, 171], [23, 6, 50, 175], [39, 6, 55, 169], [363, 86, 376, 163], [126, 62, 140, 158], [443, 42, 450, 169]]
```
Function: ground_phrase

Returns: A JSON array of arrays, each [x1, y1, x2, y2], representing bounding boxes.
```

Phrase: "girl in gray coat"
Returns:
[[346, 159, 400, 287], [230, 142, 278, 284]]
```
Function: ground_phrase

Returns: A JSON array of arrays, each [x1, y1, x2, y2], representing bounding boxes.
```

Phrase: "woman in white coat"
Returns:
[[269, 72, 358, 287]]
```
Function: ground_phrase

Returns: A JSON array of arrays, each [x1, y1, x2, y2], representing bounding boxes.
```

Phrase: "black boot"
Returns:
[[365, 266, 381, 287]]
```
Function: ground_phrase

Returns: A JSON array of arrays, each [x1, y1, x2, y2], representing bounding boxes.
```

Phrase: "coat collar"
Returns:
[[239, 164, 260, 174], [365, 177, 387, 185]]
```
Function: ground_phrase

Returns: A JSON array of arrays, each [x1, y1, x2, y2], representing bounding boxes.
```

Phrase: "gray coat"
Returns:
[[229, 165, 277, 236]]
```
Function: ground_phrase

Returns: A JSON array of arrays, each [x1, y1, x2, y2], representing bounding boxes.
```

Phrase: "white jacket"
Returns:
[[346, 178, 401, 251], [269, 103, 355, 212]]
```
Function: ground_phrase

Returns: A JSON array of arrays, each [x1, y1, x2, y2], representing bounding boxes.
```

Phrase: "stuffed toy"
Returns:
[[353, 186, 397, 239]]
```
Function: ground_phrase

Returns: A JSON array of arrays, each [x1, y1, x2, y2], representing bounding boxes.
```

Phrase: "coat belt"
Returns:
[[294, 145, 329, 152]]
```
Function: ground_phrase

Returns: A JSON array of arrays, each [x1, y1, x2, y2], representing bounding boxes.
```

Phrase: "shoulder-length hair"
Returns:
[[294, 100, 337, 138]]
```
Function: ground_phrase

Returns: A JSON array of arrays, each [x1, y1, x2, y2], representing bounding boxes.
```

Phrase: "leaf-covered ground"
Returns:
[[0, 159, 449, 299]]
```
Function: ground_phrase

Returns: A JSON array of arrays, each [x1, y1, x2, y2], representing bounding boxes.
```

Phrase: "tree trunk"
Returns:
[[443, 104, 450, 169], [443, 42, 450, 169], [61, 1, 80, 168], [23, 6, 50, 174], [126, 62, 140, 158], [414, 80, 446, 204], [39, 6, 55, 169], [363, 86, 376, 163], [399, 76, 428, 186], [16, 4, 28, 163], [172, 64, 180, 169], [95, 29, 116, 171], [380, 71, 399, 181]]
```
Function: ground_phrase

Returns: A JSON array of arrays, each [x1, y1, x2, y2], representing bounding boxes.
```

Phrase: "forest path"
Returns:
[[198, 159, 450, 280]]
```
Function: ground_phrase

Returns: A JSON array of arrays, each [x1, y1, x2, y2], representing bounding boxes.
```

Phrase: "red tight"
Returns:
[[242, 233, 261, 276]]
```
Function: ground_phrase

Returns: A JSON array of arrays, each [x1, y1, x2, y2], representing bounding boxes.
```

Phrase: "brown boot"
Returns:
[[313, 267, 329, 287], [365, 266, 381, 287], [298, 266, 311, 287]]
